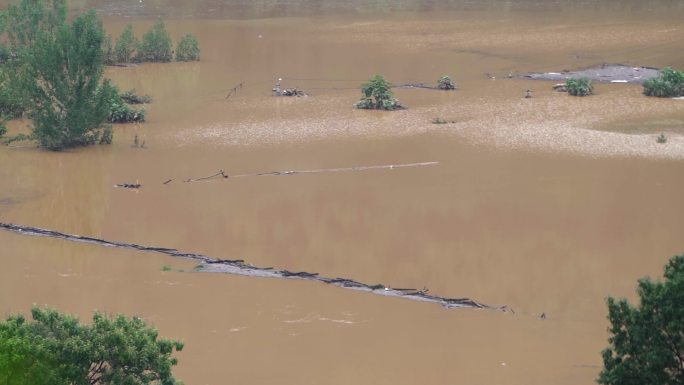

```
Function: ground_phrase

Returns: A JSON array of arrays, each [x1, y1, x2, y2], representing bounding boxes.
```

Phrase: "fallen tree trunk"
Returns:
[[0, 222, 496, 311]]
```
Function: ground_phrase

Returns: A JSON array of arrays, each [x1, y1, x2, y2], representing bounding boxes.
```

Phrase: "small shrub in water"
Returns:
[[566, 77, 593, 96], [120, 89, 152, 104], [437, 75, 456, 90], [354, 75, 403, 110], [656, 133, 667, 144], [108, 96, 145, 123], [161, 264, 172, 271], [643, 67, 684, 97], [175, 33, 200, 61]]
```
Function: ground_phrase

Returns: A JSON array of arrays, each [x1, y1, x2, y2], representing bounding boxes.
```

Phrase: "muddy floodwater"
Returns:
[[2, 1, 684, 384]]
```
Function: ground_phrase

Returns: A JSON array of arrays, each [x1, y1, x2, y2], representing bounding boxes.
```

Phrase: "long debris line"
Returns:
[[183, 161, 439, 183], [0, 222, 495, 310]]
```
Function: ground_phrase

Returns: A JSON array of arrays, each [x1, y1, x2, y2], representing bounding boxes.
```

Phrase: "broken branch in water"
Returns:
[[184, 170, 229, 183], [0, 222, 494, 311], [181, 161, 439, 183], [114, 183, 141, 189]]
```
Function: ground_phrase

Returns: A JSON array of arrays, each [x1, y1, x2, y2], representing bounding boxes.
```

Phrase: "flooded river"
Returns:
[[2, 1, 684, 384]]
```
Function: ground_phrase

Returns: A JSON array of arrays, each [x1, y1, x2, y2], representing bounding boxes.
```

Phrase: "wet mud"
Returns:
[[520, 64, 659, 84]]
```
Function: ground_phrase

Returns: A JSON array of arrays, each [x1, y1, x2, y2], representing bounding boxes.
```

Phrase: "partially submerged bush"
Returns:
[[135, 19, 172, 62], [120, 89, 152, 104], [175, 33, 200, 61], [437, 75, 456, 90], [643, 67, 684, 97], [566, 77, 593, 96], [108, 96, 145, 123], [656, 133, 667, 144], [114, 24, 138, 63], [354, 75, 403, 110]]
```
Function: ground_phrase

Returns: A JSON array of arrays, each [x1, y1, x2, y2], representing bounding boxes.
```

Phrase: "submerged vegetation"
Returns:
[[176, 33, 201, 61], [102, 21, 200, 65], [565, 77, 594, 96], [437, 75, 456, 90], [354, 75, 403, 110], [643, 67, 684, 97], [0, 306, 184, 385], [0, 0, 168, 149], [136, 19, 173, 62], [598, 254, 684, 385]]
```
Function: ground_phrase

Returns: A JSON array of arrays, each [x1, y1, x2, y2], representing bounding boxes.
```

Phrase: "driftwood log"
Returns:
[[0, 222, 496, 311]]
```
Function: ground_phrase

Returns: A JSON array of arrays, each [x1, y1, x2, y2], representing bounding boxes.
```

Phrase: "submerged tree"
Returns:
[[113, 24, 139, 63], [21, 10, 117, 149], [175, 33, 200, 61], [598, 254, 684, 385], [136, 19, 172, 62], [354, 75, 403, 110], [0, 307, 184, 385]]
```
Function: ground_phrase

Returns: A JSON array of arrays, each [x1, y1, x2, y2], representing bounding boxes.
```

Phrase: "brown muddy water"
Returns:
[[2, 2, 684, 385]]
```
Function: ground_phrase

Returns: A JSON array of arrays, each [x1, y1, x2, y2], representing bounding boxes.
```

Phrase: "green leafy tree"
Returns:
[[114, 24, 138, 63], [0, 0, 66, 118], [643, 67, 684, 97], [136, 19, 172, 62], [354, 75, 403, 110], [21, 10, 116, 150], [3, 0, 66, 52], [565, 77, 593, 96], [175, 33, 200, 61], [598, 254, 684, 385], [0, 307, 184, 385]]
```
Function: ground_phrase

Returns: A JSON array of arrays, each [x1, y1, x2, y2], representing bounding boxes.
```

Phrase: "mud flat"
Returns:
[[520, 64, 659, 84]]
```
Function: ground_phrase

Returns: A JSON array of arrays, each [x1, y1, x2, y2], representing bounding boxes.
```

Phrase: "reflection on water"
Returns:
[[1, 2, 684, 385]]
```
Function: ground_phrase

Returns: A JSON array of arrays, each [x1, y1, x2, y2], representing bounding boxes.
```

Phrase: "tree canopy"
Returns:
[[598, 254, 684, 385], [354, 75, 403, 110], [0, 307, 184, 385]]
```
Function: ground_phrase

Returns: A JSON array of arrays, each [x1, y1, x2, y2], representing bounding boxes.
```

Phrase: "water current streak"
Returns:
[[0, 222, 493, 310]]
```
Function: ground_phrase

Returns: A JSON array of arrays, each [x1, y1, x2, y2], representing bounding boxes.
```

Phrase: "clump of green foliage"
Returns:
[[136, 19, 172, 63], [437, 75, 456, 90], [102, 34, 115, 65], [565, 77, 593, 96], [0, 306, 184, 385], [0, 69, 25, 118], [120, 89, 152, 104], [114, 24, 139, 64], [643, 67, 684, 97], [354, 75, 403, 110], [175, 33, 200, 61], [598, 254, 684, 385], [21, 10, 118, 150], [108, 94, 146, 123]]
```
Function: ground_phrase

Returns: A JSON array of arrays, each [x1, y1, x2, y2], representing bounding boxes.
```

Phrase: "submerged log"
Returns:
[[0, 221, 497, 311]]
